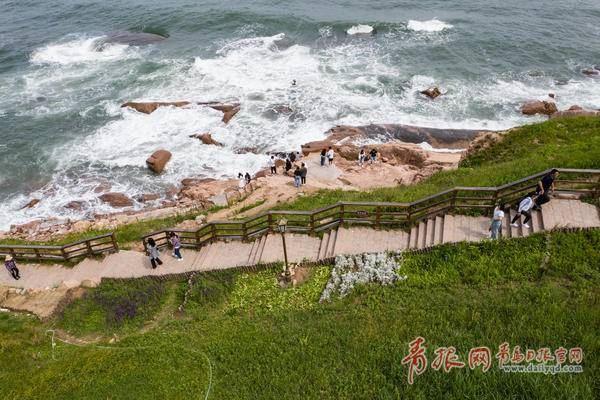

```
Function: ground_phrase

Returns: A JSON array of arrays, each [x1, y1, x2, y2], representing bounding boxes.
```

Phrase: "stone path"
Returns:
[[1, 199, 599, 291]]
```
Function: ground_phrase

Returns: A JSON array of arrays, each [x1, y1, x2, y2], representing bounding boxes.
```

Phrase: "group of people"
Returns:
[[238, 172, 252, 190], [489, 169, 559, 239], [145, 232, 183, 269], [358, 148, 378, 167], [268, 152, 308, 188]]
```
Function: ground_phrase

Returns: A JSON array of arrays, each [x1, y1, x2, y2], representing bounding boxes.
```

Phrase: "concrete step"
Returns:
[[503, 209, 512, 239], [531, 209, 544, 233], [254, 235, 268, 264], [318, 232, 330, 260], [426, 218, 435, 247], [326, 229, 338, 258], [409, 226, 418, 249], [417, 221, 427, 249], [442, 214, 454, 243], [247, 238, 259, 265], [509, 209, 522, 238], [434, 216, 444, 245]]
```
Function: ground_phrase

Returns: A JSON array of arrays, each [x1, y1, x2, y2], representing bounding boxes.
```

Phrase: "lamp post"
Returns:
[[278, 218, 290, 280]]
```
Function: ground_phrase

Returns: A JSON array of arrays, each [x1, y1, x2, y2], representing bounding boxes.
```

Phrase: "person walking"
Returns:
[[489, 204, 505, 239], [238, 173, 246, 190], [369, 148, 378, 164], [326, 147, 335, 165], [320, 149, 327, 166], [358, 148, 366, 167], [300, 162, 308, 185], [245, 172, 251, 185], [146, 238, 163, 269], [511, 194, 537, 229], [169, 232, 183, 261], [293, 166, 302, 188], [268, 155, 277, 175], [535, 169, 559, 209], [289, 151, 296, 163], [4, 255, 20, 280], [285, 157, 292, 175]]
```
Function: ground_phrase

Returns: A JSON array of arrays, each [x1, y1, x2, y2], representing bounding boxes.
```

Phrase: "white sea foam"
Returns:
[[346, 24, 374, 35], [407, 19, 453, 33], [418, 142, 464, 153], [30, 36, 137, 65]]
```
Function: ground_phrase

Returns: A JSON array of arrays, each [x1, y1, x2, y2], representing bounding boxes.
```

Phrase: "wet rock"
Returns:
[[21, 199, 40, 209], [121, 101, 241, 124], [64, 201, 85, 211], [99, 193, 134, 208], [190, 132, 222, 146], [420, 87, 442, 99], [582, 68, 599, 76], [146, 149, 172, 174], [207, 103, 241, 124], [97, 31, 167, 47], [135, 193, 161, 203], [550, 106, 600, 119], [254, 170, 268, 179], [521, 100, 558, 116], [93, 181, 112, 194]]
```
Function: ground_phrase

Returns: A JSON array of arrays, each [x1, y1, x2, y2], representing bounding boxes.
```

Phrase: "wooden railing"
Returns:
[[142, 168, 600, 251], [0, 233, 119, 262]]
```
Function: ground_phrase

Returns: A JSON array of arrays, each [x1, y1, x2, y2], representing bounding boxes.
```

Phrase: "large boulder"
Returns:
[[521, 100, 558, 116], [190, 132, 222, 146], [550, 105, 600, 119], [146, 149, 172, 174], [99, 193, 133, 208], [420, 87, 442, 99]]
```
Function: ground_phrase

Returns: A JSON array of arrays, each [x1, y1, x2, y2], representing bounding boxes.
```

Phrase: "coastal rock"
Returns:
[[21, 199, 40, 209], [99, 193, 134, 208], [582, 68, 599, 76], [121, 101, 241, 124], [420, 87, 442, 99], [234, 147, 259, 154], [93, 181, 112, 194], [550, 106, 600, 119], [190, 132, 222, 146], [97, 31, 166, 47], [520, 100, 557, 116], [64, 201, 85, 211], [146, 149, 172, 174], [135, 193, 161, 203]]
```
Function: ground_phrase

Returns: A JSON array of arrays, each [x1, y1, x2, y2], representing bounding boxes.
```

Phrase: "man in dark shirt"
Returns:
[[300, 163, 308, 185], [535, 169, 559, 208]]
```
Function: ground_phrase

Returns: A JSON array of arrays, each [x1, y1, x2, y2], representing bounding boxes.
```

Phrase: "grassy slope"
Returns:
[[1, 230, 598, 399]]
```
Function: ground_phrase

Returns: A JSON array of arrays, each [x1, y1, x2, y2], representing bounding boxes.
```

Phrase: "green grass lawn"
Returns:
[[1, 229, 598, 399]]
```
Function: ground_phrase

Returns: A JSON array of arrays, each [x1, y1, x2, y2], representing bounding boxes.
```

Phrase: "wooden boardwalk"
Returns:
[[2, 199, 599, 290]]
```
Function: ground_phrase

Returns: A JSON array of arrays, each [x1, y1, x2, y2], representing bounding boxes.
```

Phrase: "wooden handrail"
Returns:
[[141, 168, 600, 250]]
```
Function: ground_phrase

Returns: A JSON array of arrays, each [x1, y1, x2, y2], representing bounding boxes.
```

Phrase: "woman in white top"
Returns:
[[238, 173, 246, 190], [358, 149, 365, 167], [489, 204, 504, 239], [511, 195, 537, 229], [326, 147, 334, 165]]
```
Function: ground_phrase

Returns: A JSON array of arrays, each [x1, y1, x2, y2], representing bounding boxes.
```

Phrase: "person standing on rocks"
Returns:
[[285, 157, 292, 175], [320, 149, 327, 167], [169, 232, 183, 261], [369, 148, 378, 164], [238, 173, 246, 190], [358, 148, 366, 167], [245, 172, 251, 185], [4, 255, 20, 280], [293, 166, 302, 188], [489, 204, 504, 239], [146, 238, 163, 269], [268, 155, 277, 175], [300, 162, 308, 185], [289, 151, 296, 164], [326, 146, 335, 166]]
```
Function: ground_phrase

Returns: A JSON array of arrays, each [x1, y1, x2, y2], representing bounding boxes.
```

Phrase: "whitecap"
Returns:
[[30, 36, 137, 65], [407, 19, 453, 33], [346, 25, 375, 35]]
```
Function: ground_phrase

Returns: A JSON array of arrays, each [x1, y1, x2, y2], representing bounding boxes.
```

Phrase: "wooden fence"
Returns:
[[142, 168, 600, 250], [0, 233, 118, 262]]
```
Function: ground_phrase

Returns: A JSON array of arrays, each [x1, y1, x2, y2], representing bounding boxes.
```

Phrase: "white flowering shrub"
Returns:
[[320, 252, 407, 302]]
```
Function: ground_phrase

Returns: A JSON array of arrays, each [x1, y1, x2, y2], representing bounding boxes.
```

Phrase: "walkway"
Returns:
[[1, 199, 599, 291]]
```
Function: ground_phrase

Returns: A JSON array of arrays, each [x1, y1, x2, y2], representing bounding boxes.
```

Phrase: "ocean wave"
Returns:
[[30, 36, 138, 65], [407, 19, 452, 32], [346, 24, 375, 35]]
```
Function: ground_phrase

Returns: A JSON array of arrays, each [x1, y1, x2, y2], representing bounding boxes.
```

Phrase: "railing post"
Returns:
[[242, 222, 247, 241], [61, 247, 68, 261], [375, 206, 381, 229], [339, 204, 344, 226], [111, 233, 119, 253], [86, 240, 94, 256], [35, 248, 41, 262], [211, 224, 217, 242], [268, 213, 273, 232], [195, 229, 201, 249], [310, 214, 315, 234]]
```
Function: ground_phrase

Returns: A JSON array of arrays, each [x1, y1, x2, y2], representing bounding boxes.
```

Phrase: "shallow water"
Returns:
[[1, 0, 599, 229]]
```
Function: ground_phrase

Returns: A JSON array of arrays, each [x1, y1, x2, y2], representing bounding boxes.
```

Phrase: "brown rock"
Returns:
[[190, 132, 222, 146], [420, 87, 442, 99], [582, 68, 599, 76], [64, 201, 85, 211], [568, 105, 583, 111], [21, 199, 40, 209], [99, 193, 134, 208], [121, 101, 191, 114], [146, 149, 172, 174], [254, 169, 268, 179], [275, 159, 285, 168], [521, 100, 558, 116], [550, 107, 600, 119], [93, 181, 112, 194], [135, 193, 161, 203], [209, 103, 241, 124]]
